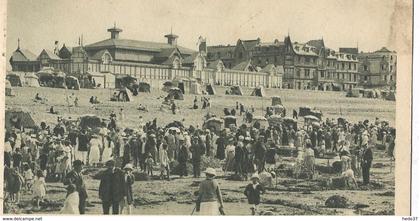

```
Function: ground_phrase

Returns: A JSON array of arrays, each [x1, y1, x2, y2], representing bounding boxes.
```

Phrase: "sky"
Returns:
[[6, 0, 397, 66]]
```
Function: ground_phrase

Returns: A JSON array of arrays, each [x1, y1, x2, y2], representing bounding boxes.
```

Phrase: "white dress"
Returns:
[[32, 177, 46, 198], [60, 192, 80, 214], [89, 138, 101, 164]]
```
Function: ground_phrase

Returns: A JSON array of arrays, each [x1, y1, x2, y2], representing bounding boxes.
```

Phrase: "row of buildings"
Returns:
[[9, 25, 396, 91]]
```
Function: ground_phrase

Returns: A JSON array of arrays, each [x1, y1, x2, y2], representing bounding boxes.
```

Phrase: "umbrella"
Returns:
[[304, 115, 320, 121], [168, 127, 181, 132], [205, 117, 223, 123]]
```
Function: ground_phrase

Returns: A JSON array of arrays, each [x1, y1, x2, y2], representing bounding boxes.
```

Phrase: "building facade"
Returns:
[[358, 47, 397, 89]]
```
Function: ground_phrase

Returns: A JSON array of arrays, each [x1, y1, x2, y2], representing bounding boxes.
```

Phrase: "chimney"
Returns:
[[54, 41, 59, 55], [107, 23, 122, 40]]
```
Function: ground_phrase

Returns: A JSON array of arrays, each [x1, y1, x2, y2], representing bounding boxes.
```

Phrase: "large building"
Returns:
[[358, 47, 397, 89], [8, 26, 395, 91]]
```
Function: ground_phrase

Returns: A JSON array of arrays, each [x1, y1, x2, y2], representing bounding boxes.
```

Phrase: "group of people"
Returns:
[[3, 98, 395, 215]]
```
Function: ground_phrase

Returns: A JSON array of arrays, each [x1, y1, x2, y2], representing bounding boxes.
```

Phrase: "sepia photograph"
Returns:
[[1, 0, 413, 216]]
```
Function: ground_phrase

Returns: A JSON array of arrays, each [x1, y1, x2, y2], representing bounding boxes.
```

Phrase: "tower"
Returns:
[[165, 27, 178, 46], [107, 22, 122, 39]]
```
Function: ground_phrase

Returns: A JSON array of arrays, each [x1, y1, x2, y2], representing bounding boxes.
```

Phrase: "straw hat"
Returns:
[[204, 168, 217, 176], [123, 163, 133, 170], [238, 135, 244, 141]]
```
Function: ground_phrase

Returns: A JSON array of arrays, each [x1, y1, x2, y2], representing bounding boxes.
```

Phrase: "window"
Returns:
[[341, 63, 345, 70], [238, 52, 243, 59], [305, 57, 310, 63], [296, 69, 300, 77], [353, 63, 356, 70], [327, 61, 330, 66], [390, 65, 393, 71], [348, 63, 351, 70], [321, 72, 325, 78], [305, 69, 310, 77], [390, 75, 393, 81], [364, 65, 368, 71], [382, 64, 386, 71]]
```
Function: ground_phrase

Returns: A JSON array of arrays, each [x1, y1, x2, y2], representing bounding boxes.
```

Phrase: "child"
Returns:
[[244, 174, 265, 215], [22, 163, 34, 192], [145, 153, 154, 176], [159, 144, 170, 180], [33, 170, 47, 209], [60, 184, 79, 214]]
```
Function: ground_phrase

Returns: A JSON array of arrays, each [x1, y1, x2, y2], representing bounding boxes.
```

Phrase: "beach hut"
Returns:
[[5, 108, 36, 130], [226, 85, 243, 95], [251, 116, 269, 129], [79, 114, 103, 129], [65, 76, 80, 90], [24, 72, 40, 87], [167, 87, 184, 100], [206, 84, 216, 95], [224, 115, 237, 128], [203, 117, 224, 133], [5, 80, 14, 96], [251, 86, 266, 97], [271, 96, 282, 106], [112, 87, 134, 102], [6, 72, 24, 87], [138, 82, 151, 93]]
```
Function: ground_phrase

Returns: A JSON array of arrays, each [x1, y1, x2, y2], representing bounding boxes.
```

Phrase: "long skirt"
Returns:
[[200, 201, 218, 215]]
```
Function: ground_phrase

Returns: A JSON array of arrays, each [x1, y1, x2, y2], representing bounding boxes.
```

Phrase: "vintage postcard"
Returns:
[[0, 0, 413, 216]]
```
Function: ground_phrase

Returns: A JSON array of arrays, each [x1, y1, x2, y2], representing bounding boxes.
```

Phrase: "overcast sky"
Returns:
[[6, 0, 396, 63]]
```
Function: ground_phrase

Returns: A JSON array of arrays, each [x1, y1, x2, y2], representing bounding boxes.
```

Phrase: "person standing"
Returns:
[[88, 134, 101, 167], [64, 160, 88, 214], [254, 136, 266, 173], [120, 164, 135, 215], [77, 130, 90, 165], [196, 168, 224, 215], [159, 143, 171, 180], [361, 144, 373, 185], [178, 139, 189, 178], [191, 137, 205, 178], [60, 184, 80, 214], [99, 160, 125, 215], [244, 174, 265, 215]]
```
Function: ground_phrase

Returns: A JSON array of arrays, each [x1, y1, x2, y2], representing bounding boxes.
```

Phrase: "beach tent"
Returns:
[[226, 85, 243, 95], [162, 81, 174, 92], [5, 80, 14, 96], [206, 84, 216, 95], [224, 115, 237, 128], [251, 116, 269, 129], [115, 74, 137, 89], [79, 114, 102, 129], [204, 117, 224, 133], [190, 81, 202, 95], [167, 87, 184, 100], [6, 72, 24, 87], [5, 108, 36, 130], [24, 72, 40, 87], [65, 76, 80, 90], [138, 82, 151, 93], [88, 71, 116, 89], [251, 86, 265, 97], [270, 104, 286, 116], [271, 96, 282, 106], [385, 91, 396, 101], [115, 87, 134, 102]]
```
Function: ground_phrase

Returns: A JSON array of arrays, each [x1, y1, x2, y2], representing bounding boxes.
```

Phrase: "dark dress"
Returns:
[[216, 137, 226, 160]]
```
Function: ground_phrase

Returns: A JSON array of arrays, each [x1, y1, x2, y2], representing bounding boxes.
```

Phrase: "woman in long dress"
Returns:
[[61, 184, 80, 214], [196, 168, 224, 215], [89, 135, 101, 166], [102, 136, 113, 163]]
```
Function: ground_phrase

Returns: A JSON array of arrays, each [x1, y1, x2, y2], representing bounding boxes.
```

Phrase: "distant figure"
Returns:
[[171, 102, 176, 115], [293, 109, 298, 119], [244, 174, 265, 215], [35, 93, 42, 101], [74, 97, 79, 107], [50, 106, 58, 114]]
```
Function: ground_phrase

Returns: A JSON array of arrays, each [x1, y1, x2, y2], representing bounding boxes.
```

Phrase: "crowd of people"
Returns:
[[3, 99, 396, 215]]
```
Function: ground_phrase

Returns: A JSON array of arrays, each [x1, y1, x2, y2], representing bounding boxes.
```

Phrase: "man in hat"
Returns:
[[191, 136, 205, 178], [244, 174, 265, 215], [4, 136, 14, 167], [64, 160, 88, 214], [178, 137, 189, 178], [254, 136, 266, 173], [234, 136, 245, 177], [361, 144, 373, 185], [120, 163, 135, 214], [99, 160, 125, 214]]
